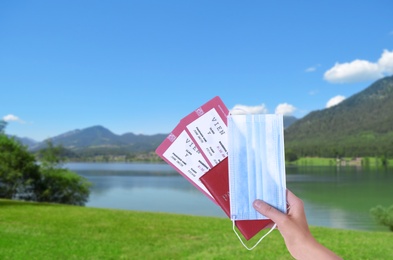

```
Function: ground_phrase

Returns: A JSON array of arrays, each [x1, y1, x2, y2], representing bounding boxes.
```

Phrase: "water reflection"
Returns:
[[86, 175, 198, 196], [66, 162, 176, 172], [67, 162, 226, 218], [66, 163, 393, 232]]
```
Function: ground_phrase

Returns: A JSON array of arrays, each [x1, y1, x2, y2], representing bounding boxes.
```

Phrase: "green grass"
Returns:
[[291, 156, 393, 167], [1, 199, 392, 259], [292, 157, 337, 166]]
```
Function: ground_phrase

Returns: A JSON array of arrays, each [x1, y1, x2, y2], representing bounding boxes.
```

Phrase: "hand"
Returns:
[[253, 189, 342, 260]]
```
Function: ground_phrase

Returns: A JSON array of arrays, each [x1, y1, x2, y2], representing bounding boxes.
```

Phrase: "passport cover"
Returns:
[[155, 96, 230, 205], [199, 157, 273, 240]]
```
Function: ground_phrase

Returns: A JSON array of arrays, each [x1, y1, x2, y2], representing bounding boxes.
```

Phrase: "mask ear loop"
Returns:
[[227, 111, 278, 250], [232, 220, 277, 251]]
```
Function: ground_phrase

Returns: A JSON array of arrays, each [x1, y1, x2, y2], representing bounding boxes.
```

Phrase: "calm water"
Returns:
[[66, 162, 393, 232]]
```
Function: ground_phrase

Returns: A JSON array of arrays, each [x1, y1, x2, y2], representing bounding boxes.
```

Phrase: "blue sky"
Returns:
[[1, 1, 393, 141]]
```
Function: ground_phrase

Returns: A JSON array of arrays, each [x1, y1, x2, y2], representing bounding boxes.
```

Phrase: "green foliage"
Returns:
[[370, 205, 393, 231], [34, 168, 91, 206], [33, 140, 91, 205], [37, 140, 65, 169], [292, 157, 336, 166], [285, 75, 393, 158], [0, 135, 91, 205], [362, 157, 370, 167], [0, 135, 40, 199], [0, 120, 7, 133], [285, 150, 298, 162]]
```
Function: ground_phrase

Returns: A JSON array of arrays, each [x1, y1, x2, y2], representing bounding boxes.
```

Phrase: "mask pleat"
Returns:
[[254, 115, 263, 219], [228, 114, 286, 221]]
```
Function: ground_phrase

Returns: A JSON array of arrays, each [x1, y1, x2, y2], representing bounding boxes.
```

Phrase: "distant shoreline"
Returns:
[[288, 156, 393, 167], [62, 156, 393, 168]]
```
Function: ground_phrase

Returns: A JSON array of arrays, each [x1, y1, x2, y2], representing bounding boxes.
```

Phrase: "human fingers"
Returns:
[[286, 189, 305, 215], [286, 189, 301, 206], [253, 199, 287, 224]]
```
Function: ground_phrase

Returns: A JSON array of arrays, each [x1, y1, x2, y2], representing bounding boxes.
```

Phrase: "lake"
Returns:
[[66, 162, 393, 232]]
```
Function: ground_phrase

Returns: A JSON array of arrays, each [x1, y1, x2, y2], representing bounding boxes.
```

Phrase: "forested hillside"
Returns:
[[284, 75, 393, 158], [22, 116, 297, 161], [14, 76, 393, 162], [29, 126, 167, 161]]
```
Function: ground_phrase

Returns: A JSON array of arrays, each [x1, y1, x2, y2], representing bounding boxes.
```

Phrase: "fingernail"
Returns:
[[253, 200, 263, 209]]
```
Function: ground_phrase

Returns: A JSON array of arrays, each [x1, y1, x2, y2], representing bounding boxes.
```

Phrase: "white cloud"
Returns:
[[275, 103, 296, 116], [378, 49, 393, 74], [3, 114, 23, 123], [324, 60, 382, 83], [324, 49, 393, 83], [230, 104, 268, 115], [305, 67, 316, 72], [326, 95, 346, 108], [3, 114, 21, 122], [305, 64, 320, 73]]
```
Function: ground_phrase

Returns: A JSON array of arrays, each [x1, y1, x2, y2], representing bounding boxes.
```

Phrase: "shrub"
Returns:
[[0, 133, 91, 206], [285, 150, 298, 162], [370, 205, 393, 231], [33, 140, 91, 205], [34, 168, 91, 206], [0, 134, 40, 199]]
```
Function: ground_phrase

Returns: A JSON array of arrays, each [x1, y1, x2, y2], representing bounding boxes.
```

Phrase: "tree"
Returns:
[[0, 120, 6, 133], [370, 205, 393, 232], [0, 134, 40, 199], [33, 140, 91, 206], [0, 133, 91, 206], [285, 150, 298, 162], [37, 140, 65, 169], [33, 168, 91, 206]]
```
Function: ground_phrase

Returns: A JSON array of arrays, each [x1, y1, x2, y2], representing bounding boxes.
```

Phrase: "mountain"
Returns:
[[119, 132, 167, 152], [48, 126, 122, 148], [30, 126, 167, 159], [284, 75, 393, 157], [26, 116, 297, 159], [11, 136, 38, 147], [15, 74, 393, 160], [283, 116, 297, 128]]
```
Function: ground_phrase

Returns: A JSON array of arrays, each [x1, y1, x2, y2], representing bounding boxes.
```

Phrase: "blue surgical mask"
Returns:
[[227, 114, 287, 249], [228, 113, 287, 220]]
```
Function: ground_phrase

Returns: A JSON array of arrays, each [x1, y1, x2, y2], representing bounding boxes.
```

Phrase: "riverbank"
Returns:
[[290, 156, 393, 167], [63, 155, 393, 167], [1, 199, 392, 259]]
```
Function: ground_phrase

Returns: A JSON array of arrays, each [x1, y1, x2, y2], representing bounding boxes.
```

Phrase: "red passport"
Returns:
[[199, 157, 273, 240]]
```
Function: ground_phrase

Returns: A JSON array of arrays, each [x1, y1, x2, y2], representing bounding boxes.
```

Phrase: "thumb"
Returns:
[[253, 199, 286, 224]]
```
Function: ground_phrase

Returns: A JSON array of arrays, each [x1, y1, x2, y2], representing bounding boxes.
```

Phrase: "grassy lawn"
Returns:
[[1, 199, 392, 259], [291, 156, 393, 167], [292, 157, 337, 166]]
